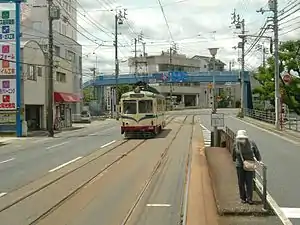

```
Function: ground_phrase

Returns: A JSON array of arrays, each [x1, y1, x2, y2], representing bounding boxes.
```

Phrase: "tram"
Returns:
[[119, 83, 166, 138]]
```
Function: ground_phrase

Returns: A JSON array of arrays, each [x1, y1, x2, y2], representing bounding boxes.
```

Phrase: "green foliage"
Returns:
[[116, 84, 133, 102], [252, 39, 300, 112], [83, 87, 92, 103]]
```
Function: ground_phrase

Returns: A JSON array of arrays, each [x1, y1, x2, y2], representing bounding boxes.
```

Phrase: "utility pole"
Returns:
[[169, 43, 177, 110], [113, 8, 127, 118], [134, 32, 143, 76], [232, 9, 246, 117], [272, 0, 280, 130], [142, 42, 146, 57], [47, 0, 60, 137]]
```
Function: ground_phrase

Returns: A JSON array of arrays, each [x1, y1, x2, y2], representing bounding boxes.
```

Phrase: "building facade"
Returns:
[[126, 51, 240, 108], [21, 0, 83, 116], [21, 40, 80, 132]]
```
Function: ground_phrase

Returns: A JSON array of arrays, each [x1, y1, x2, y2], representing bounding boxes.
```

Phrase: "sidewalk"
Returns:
[[242, 116, 300, 140], [206, 147, 282, 224], [186, 124, 218, 225]]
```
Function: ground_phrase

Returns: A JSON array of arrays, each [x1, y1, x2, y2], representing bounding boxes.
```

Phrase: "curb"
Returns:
[[238, 117, 300, 141]]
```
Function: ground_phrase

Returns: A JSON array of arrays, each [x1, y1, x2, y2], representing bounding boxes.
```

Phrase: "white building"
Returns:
[[22, 40, 80, 131], [21, 0, 82, 115]]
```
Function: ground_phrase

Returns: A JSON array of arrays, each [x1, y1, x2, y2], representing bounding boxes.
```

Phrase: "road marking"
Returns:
[[200, 124, 211, 147], [281, 208, 300, 219], [46, 141, 69, 150], [100, 140, 116, 148], [255, 179, 293, 225], [48, 157, 82, 172], [0, 192, 7, 197], [0, 158, 15, 164], [230, 117, 299, 145], [146, 204, 171, 207]]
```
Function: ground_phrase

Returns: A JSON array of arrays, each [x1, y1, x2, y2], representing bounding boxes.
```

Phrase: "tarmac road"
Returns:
[[0, 120, 121, 195]]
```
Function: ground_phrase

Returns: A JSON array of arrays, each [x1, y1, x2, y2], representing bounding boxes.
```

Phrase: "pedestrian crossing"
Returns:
[[200, 124, 211, 147]]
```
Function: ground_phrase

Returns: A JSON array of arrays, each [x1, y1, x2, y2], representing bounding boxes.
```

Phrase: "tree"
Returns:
[[116, 84, 133, 102], [252, 39, 300, 113], [83, 87, 92, 103]]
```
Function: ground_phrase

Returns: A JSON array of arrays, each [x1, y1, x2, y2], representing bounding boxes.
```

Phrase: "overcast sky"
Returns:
[[0, 0, 299, 81], [77, 0, 299, 80]]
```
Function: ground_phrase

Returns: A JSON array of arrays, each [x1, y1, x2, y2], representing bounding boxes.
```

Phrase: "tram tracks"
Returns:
[[0, 115, 178, 224], [120, 115, 194, 225]]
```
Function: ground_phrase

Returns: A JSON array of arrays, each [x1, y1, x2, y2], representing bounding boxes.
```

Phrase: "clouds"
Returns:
[[73, 0, 300, 80]]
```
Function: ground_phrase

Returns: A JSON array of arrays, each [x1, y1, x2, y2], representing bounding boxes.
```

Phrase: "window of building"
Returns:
[[123, 100, 136, 114], [56, 72, 66, 82], [62, 23, 66, 35], [27, 65, 36, 81], [67, 50, 75, 62], [138, 100, 153, 113], [37, 67, 42, 76], [54, 45, 60, 56]]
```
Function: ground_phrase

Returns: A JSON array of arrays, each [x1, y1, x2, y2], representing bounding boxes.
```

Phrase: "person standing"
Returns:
[[232, 130, 262, 204]]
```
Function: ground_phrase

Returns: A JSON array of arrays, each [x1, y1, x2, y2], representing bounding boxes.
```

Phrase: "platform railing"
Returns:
[[224, 126, 268, 211], [244, 108, 300, 132]]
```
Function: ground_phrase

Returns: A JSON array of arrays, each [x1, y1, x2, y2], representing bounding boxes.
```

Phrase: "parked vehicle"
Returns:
[[81, 111, 91, 123]]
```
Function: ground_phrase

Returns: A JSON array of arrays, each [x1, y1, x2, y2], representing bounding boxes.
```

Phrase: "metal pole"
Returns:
[[169, 46, 173, 110], [134, 38, 137, 75], [15, 1, 22, 137], [240, 19, 245, 118], [262, 165, 267, 210], [212, 56, 218, 147], [47, 0, 54, 137], [273, 0, 280, 130], [93, 69, 96, 100], [113, 13, 118, 119]]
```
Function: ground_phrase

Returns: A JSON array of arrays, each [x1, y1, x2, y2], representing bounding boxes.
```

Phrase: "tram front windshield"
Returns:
[[123, 100, 137, 114], [138, 100, 153, 113]]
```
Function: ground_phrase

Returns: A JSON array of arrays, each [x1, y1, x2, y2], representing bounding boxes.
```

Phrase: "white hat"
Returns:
[[236, 130, 248, 139]]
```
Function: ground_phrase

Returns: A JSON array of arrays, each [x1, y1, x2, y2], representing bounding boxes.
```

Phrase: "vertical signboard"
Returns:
[[0, 79, 16, 110], [0, 9, 17, 124]]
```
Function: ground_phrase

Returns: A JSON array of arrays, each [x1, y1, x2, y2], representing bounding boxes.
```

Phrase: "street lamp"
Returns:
[[208, 47, 219, 113], [208, 47, 219, 147]]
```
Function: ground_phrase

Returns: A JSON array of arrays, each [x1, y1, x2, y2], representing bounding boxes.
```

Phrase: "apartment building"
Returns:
[[21, 40, 80, 132], [21, 0, 83, 116]]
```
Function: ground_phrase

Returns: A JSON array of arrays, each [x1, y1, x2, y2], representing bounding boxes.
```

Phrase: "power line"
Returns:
[[156, 0, 174, 43]]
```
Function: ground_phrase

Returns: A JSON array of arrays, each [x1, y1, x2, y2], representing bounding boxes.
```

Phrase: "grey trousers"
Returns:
[[236, 167, 254, 201]]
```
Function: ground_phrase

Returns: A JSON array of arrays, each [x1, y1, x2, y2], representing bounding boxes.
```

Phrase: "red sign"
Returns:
[[283, 74, 292, 84]]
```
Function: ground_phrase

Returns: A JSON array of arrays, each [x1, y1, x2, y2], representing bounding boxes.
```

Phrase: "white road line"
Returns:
[[48, 156, 82, 172], [200, 124, 211, 147], [255, 179, 293, 225], [88, 132, 98, 136], [100, 140, 116, 148], [146, 204, 171, 207], [230, 116, 299, 145], [281, 207, 300, 219], [46, 141, 69, 150], [0, 158, 15, 164], [0, 192, 7, 197]]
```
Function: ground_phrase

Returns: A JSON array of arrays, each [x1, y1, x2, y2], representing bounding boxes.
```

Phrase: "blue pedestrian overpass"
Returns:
[[83, 71, 253, 109]]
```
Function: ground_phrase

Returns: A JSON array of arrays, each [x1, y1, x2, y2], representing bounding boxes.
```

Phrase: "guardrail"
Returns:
[[244, 108, 300, 132], [223, 126, 268, 211]]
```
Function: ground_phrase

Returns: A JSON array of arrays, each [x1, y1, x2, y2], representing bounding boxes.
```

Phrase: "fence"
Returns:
[[223, 126, 268, 210], [244, 108, 300, 132]]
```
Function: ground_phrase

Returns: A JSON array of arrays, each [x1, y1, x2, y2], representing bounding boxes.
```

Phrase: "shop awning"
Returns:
[[54, 92, 81, 103]]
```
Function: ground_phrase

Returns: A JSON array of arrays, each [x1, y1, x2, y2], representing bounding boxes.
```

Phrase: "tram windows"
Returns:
[[123, 100, 137, 114], [138, 100, 153, 113]]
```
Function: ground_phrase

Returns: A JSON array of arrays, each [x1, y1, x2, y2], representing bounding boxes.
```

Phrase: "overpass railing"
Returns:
[[245, 108, 300, 132], [223, 126, 268, 210]]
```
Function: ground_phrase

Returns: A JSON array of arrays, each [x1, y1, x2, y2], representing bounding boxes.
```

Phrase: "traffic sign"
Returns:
[[208, 83, 213, 89], [282, 73, 292, 84], [211, 113, 224, 127]]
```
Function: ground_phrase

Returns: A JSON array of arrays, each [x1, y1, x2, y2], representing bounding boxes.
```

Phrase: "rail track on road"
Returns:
[[0, 115, 181, 225], [120, 115, 194, 225]]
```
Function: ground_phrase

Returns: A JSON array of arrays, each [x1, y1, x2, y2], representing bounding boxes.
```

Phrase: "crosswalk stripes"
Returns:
[[200, 124, 211, 147]]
